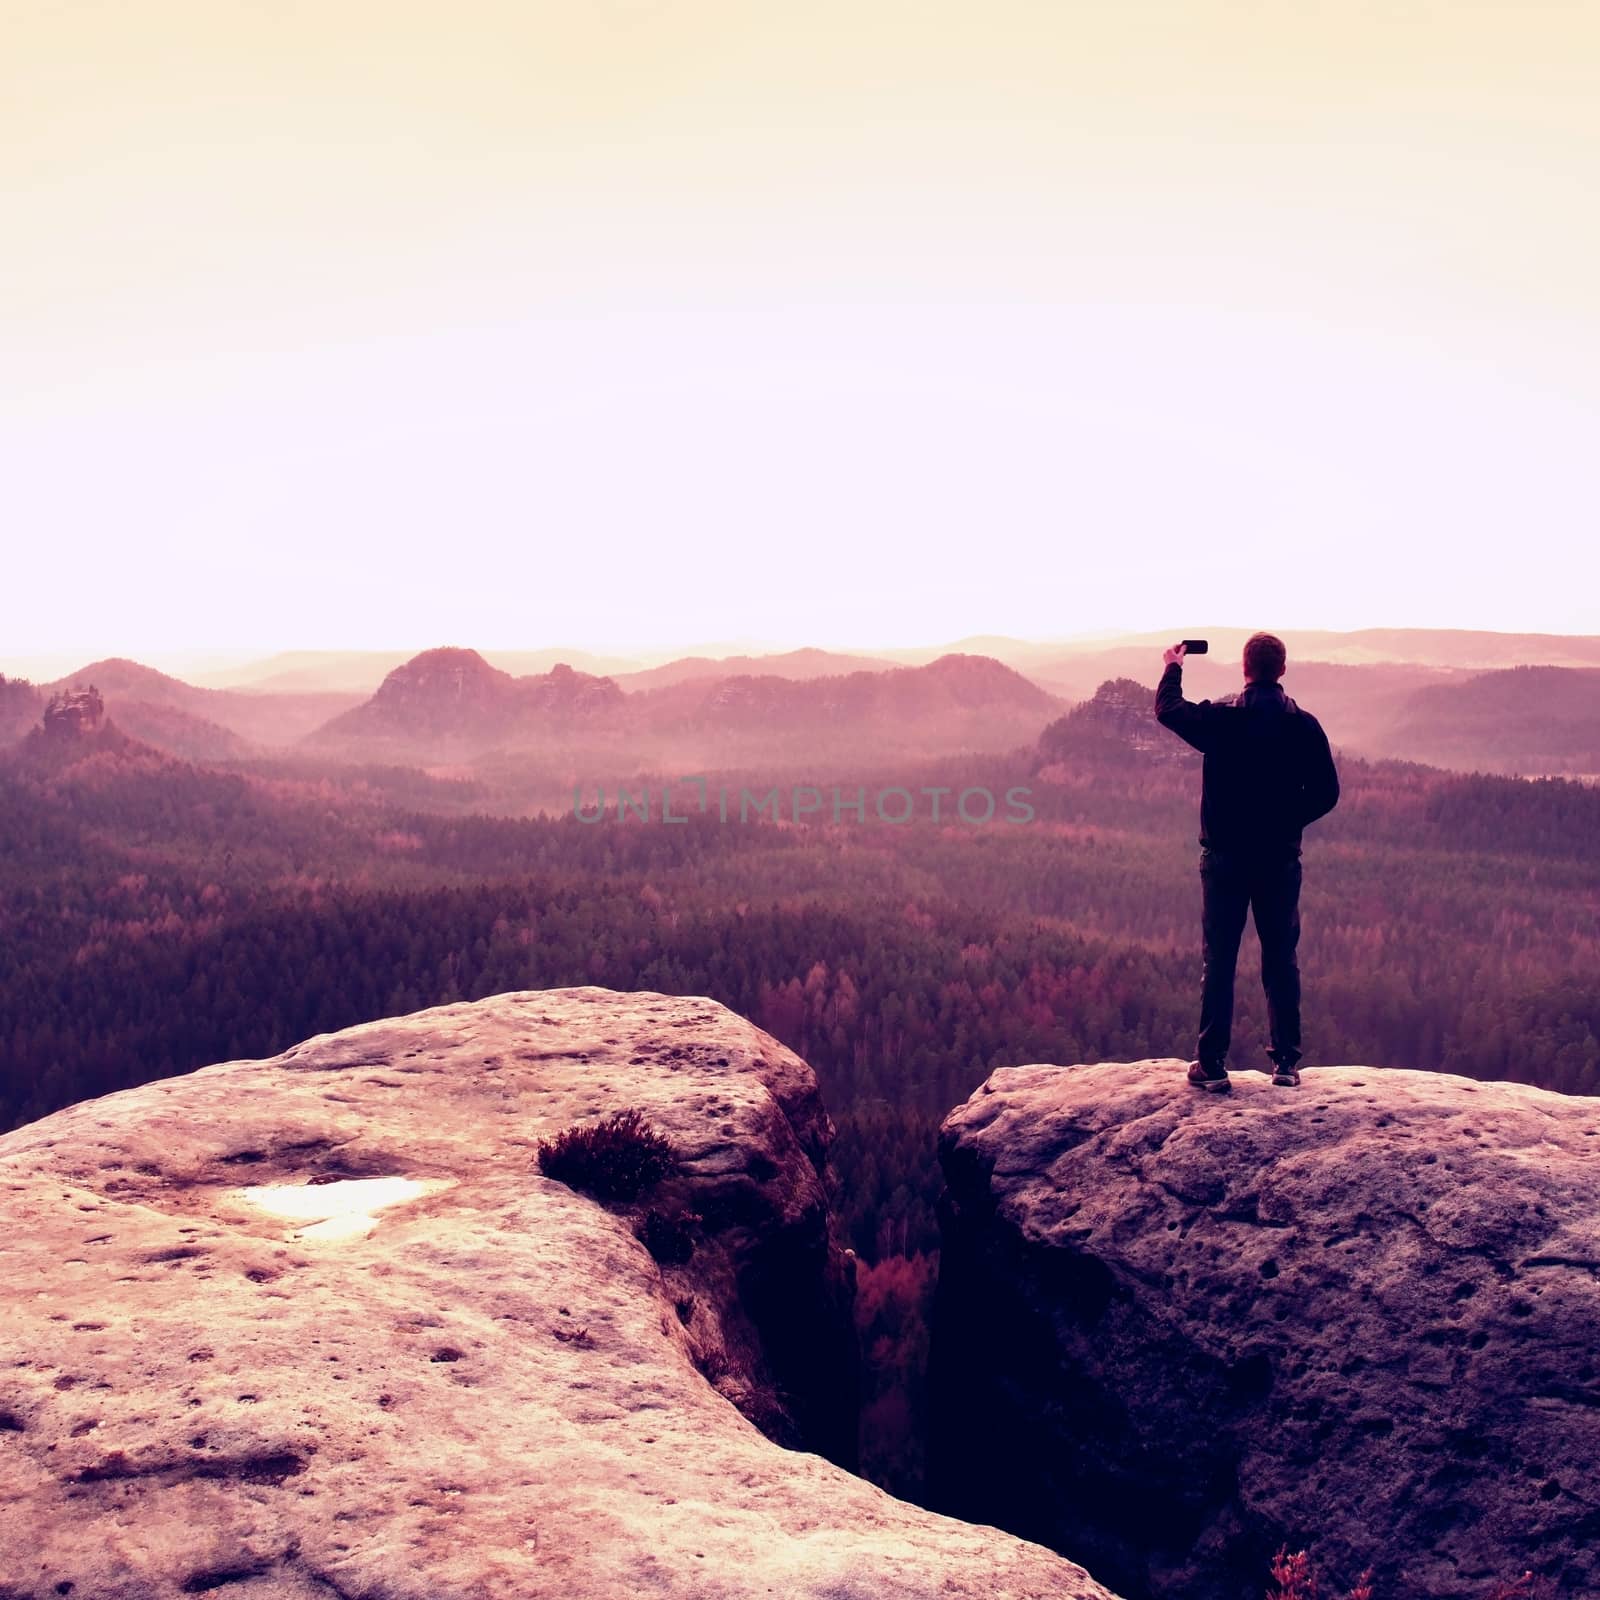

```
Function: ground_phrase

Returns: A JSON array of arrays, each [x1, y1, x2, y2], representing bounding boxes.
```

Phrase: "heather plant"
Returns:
[[536, 1108, 679, 1201], [1267, 1547, 1318, 1600], [1268, 1550, 1538, 1600]]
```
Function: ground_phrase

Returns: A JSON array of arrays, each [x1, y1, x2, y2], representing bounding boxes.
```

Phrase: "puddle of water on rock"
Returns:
[[238, 1176, 451, 1240]]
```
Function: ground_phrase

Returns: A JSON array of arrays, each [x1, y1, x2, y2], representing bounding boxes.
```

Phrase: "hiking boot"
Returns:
[[1187, 1059, 1231, 1094], [1269, 1054, 1301, 1087]]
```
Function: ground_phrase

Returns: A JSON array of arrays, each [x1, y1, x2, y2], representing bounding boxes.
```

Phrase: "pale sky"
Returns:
[[5, 0, 1598, 660]]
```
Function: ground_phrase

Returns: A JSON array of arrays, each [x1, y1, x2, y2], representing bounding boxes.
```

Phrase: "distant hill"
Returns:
[[1263, 661, 1461, 755], [1274, 627, 1600, 669], [1035, 678, 1198, 770], [1031, 627, 1600, 682], [1029, 642, 1485, 700], [40, 657, 366, 751], [1369, 666, 1600, 775], [614, 647, 900, 692], [43, 657, 218, 713], [197, 691, 368, 746], [200, 647, 643, 694], [305, 648, 626, 752], [855, 635, 1060, 670], [194, 650, 429, 693], [8, 707, 151, 773], [830, 626, 1597, 678], [628, 652, 1062, 758], [93, 699, 249, 763], [1027, 658, 1600, 779], [0, 675, 44, 747], [1028, 650, 1471, 761], [40, 660, 253, 762]]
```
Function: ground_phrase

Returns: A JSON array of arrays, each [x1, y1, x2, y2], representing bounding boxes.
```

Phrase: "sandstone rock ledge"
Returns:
[[0, 988, 1114, 1600], [929, 1060, 1600, 1600]]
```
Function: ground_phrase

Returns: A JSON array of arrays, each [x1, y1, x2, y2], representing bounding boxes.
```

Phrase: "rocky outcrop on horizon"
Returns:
[[300, 646, 1064, 764], [41, 685, 107, 739], [928, 1060, 1600, 1600], [1035, 676, 1198, 769], [306, 647, 626, 751], [0, 987, 1117, 1600]]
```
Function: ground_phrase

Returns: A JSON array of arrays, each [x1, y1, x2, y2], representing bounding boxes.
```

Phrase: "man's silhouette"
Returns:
[[1154, 633, 1340, 1092]]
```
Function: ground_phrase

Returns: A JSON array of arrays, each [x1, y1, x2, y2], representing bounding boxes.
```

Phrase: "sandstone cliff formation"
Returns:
[[1035, 677, 1198, 770], [0, 988, 1115, 1600], [307, 647, 625, 750], [929, 1061, 1600, 1600]]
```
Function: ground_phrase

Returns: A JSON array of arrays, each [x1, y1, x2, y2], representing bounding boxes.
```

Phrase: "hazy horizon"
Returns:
[[9, 617, 1600, 688]]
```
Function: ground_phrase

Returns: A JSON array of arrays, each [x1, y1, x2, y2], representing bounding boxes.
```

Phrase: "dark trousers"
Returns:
[[1198, 847, 1302, 1070]]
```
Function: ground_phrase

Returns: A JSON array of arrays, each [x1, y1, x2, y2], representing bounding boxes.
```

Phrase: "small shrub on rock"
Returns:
[[536, 1107, 679, 1201], [635, 1206, 703, 1264]]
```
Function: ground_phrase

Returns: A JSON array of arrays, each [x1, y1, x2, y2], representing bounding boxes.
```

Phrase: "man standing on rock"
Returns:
[[1154, 633, 1340, 1093]]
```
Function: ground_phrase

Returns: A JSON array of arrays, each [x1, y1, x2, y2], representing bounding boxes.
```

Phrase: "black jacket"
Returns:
[[1154, 663, 1339, 856]]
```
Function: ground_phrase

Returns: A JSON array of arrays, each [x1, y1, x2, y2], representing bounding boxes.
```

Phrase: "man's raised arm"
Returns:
[[1153, 642, 1211, 752]]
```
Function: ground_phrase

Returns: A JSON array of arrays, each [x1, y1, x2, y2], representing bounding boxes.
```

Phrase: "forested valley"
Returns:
[[3, 718, 1597, 1494]]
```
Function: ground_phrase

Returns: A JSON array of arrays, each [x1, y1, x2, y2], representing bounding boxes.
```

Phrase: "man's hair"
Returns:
[[1243, 632, 1287, 683]]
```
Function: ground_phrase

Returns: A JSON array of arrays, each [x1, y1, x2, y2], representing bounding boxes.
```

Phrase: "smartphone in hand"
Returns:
[[1180, 639, 1209, 654]]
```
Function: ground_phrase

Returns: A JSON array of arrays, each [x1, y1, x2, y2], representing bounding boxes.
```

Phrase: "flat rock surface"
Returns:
[[0, 987, 1114, 1600], [930, 1060, 1600, 1600]]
